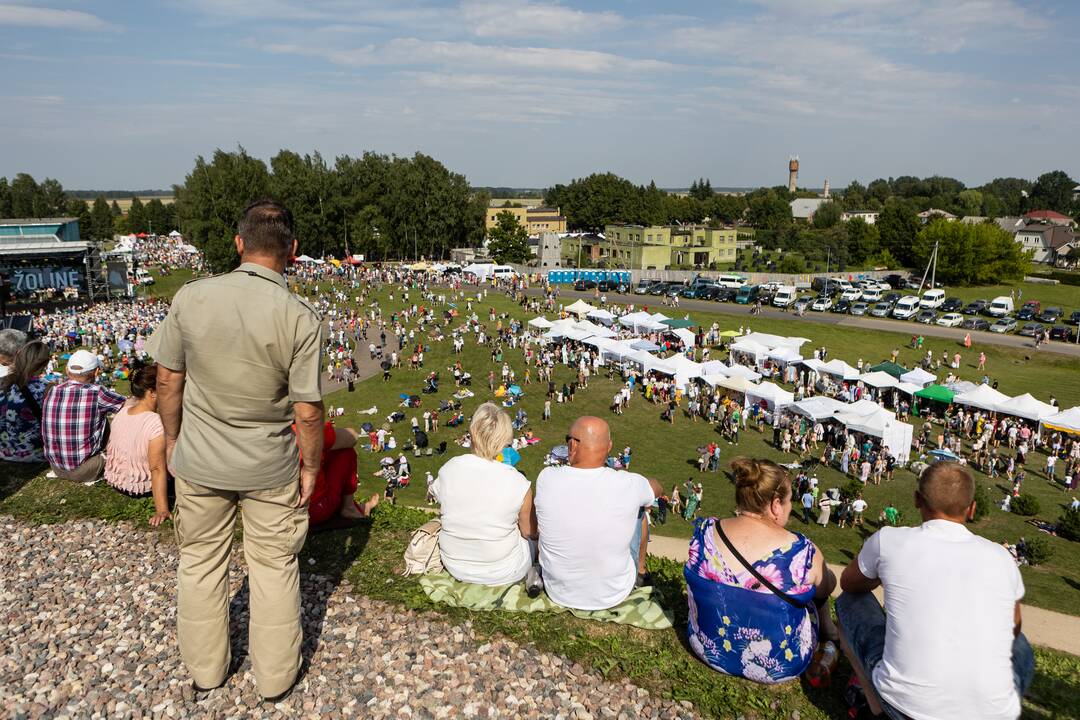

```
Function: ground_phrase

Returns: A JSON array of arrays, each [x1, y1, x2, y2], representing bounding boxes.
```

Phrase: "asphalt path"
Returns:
[[527, 287, 1080, 359]]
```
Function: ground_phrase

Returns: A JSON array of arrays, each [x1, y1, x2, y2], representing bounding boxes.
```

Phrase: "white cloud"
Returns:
[[0, 4, 114, 31], [461, 0, 624, 38]]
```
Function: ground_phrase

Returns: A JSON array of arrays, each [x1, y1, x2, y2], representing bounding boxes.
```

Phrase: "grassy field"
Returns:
[[944, 281, 1080, 314], [108, 195, 175, 213], [2, 267, 1079, 718]]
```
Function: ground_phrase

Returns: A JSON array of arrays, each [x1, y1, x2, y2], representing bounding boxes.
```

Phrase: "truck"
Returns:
[[772, 286, 798, 308]]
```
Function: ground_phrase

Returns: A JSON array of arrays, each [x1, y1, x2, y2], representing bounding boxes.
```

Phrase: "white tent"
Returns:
[[715, 376, 756, 394], [954, 384, 1010, 412], [730, 338, 771, 363], [947, 380, 979, 395], [724, 364, 762, 381], [788, 396, 846, 421], [767, 346, 803, 364], [650, 312, 670, 323], [820, 359, 861, 380], [295, 254, 317, 263], [618, 311, 653, 330], [859, 371, 900, 389], [700, 374, 729, 387], [745, 382, 795, 410], [566, 299, 596, 318], [587, 308, 616, 325], [573, 320, 615, 338], [742, 332, 811, 350], [900, 368, 936, 387], [800, 358, 828, 376], [168, 230, 183, 238], [601, 341, 637, 364], [666, 354, 704, 389], [630, 339, 660, 351], [835, 404, 895, 436], [1000, 393, 1057, 422], [896, 381, 922, 395], [180, 244, 198, 254], [700, 360, 730, 376], [528, 316, 553, 329], [583, 336, 618, 352], [671, 327, 696, 347], [1042, 407, 1080, 436]]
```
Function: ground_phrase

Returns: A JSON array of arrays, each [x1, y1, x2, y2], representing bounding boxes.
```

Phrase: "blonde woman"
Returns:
[[432, 402, 537, 586]]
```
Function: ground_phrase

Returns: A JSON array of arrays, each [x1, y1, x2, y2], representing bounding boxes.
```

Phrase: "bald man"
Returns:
[[534, 416, 663, 611]]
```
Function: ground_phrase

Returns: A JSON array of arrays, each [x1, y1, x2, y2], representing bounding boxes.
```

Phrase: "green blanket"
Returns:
[[418, 572, 673, 630]]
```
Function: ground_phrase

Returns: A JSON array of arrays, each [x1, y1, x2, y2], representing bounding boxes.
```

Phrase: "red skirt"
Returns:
[[308, 447, 358, 525]]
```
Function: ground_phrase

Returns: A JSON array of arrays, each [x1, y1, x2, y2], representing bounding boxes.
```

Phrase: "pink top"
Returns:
[[104, 405, 164, 495]]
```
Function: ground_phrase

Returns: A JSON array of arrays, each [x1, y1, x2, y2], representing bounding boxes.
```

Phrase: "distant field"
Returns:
[[109, 196, 174, 212], [489, 197, 544, 208]]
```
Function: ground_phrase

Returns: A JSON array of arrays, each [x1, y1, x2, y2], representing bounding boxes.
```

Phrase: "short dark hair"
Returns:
[[918, 461, 975, 517], [129, 364, 158, 399], [237, 199, 294, 259]]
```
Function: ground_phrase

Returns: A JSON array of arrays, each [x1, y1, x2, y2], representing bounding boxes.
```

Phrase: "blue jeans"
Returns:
[[835, 592, 1034, 719], [629, 507, 646, 570]]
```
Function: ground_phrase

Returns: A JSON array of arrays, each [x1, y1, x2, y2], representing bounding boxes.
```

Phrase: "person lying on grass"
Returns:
[[684, 457, 839, 684]]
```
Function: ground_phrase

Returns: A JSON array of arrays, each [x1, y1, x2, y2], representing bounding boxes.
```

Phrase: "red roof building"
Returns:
[[1022, 210, 1075, 227]]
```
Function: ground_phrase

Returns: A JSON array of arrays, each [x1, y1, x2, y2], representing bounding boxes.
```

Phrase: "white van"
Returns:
[[772, 286, 798, 308], [715, 274, 748, 289], [861, 287, 883, 302], [491, 265, 517, 280], [920, 288, 946, 309], [987, 296, 1015, 318], [893, 295, 921, 319], [135, 268, 155, 286]]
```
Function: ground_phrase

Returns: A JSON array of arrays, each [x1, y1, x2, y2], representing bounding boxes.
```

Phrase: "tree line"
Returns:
[[172, 147, 487, 272]]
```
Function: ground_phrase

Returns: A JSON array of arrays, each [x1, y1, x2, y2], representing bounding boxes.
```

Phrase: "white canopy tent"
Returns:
[[800, 358, 828, 376], [583, 336, 618, 351], [729, 338, 771, 364], [724, 364, 762, 381], [566, 299, 596, 318], [819, 359, 861, 380], [1042, 407, 1080, 436], [699, 360, 730, 376], [295, 254, 318, 263], [767, 346, 803, 364], [895, 382, 923, 395], [741, 332, 811, 350], [954, 384, 1010, 412], [859, 371, 900, 389], [527, 316, 553, 329], [168, 230, 183, 238], [745, 382, 794, 410], [714, 376, 756, 394], [586, 308, 616, 325], [600, 341, 637, 364], [900, 368, 936, 387], [947, 380, 979, 395], [788, 396, 846, 421], [999, 393, 1057, 422], [834, 405, 913, 463], [618, 311, 653, 331], [630, 339, 661, 351], [573, 320, 616, 338], [665, 354, 704, 390], [671, 327, 696, 347]]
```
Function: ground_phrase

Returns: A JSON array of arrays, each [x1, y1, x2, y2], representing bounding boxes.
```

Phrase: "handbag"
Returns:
[[402, 518, 443, 576], [714, 521, 810, 610]]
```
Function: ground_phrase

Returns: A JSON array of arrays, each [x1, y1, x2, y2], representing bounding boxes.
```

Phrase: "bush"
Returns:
[[1057, 507, 1080, 542], [971, 483, 992, 522], [1010, 493, 1041, 517], [1023, 535, 1053, 566], [841, 480, 865, 501]]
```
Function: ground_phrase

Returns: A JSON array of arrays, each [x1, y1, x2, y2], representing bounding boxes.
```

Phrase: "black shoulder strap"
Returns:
[[15, 383, 42, 423], [714, 520, 810, 610]]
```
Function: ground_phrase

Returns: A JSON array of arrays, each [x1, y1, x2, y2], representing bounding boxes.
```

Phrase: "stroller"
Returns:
[[458, 372, 472, 386], [438, 398, 461, 412], [422, 372, 440, 394], [512, 409, 529, 431]]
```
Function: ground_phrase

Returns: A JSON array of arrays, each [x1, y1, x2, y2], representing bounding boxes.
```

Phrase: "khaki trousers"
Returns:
[[173, 477, 309, 697], [51, 453, 105, 484]]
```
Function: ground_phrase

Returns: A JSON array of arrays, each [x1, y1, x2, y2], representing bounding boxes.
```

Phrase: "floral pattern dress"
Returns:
[[0, 378, 48, 463], [684, 517, 818, 683]]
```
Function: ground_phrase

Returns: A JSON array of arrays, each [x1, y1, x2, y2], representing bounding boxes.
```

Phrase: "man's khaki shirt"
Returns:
[[146, 262, 322, 490]]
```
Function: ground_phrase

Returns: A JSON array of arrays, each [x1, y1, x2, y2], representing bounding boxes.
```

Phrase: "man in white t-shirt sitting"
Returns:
[[534, 416, 662, 611], [836, 462, 1033, 720]]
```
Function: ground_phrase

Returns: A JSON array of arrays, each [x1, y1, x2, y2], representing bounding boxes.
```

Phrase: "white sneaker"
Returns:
[[45, 470, 58, 479]]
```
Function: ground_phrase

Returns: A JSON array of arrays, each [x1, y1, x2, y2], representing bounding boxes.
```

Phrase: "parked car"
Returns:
[[1016, 306, 1037, 321], [1018, 322, 1045, 337], [963, 299, 989, 315], [870, 302, 893, 318], [840, 288, 862, 302], [920, 289, 946, 309], [1049, 326, 1076, 342], [860, 287, 883, 303], [597, 279, 627, 293], [831, 299, 851, 314], [648, 282, 670, 295], [1038, 307, 1063, 324], [990, 317, 1017, 334], [883, 292, 901, 304], [941, 297, 963, 312], [810, 296, 833, 312], [961, 318, 990, 331], [892, 296, 921, 319], [574, 279, 597, 291], [694, 285, 721, 301], [794, 296, 813, 313], [681, 283, 713, 299], [936, 312, 964, 327], [634, 279, 658, 294], [986, 296, 1014, 318], [1021, 300, 1042, 315], [850, 301, 870, 316], [915, 309, 937, 324], [734, 285, 761, 304], [1069, 310, 1080, 326], [664, 284, 684, 297]]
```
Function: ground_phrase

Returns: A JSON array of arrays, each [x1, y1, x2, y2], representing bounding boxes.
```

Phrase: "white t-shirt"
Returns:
[[851, 499, 868, 513], [857, 520, 1023, 720], [433, 454, 531, 586], [535, 465, 655, 611]]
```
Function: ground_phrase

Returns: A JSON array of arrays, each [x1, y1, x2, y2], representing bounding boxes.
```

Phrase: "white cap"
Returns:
[[67, 349, 100, 374]]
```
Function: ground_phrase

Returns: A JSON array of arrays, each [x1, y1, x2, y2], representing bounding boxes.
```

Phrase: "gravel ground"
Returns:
[[0, 517, 698, 720]]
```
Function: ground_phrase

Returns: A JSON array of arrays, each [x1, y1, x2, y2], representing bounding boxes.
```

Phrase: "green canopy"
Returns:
[[869, 361, 909, 380], [661, 318, 696, 329], [914, 384, 954, 403]]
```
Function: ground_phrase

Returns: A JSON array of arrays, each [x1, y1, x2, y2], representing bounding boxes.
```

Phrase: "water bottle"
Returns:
[[806, 640, 839, 688]]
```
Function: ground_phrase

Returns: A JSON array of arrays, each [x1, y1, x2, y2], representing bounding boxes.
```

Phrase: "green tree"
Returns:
[[812, 200, 842, 229], [844, 217, 880, 265], [90, 196, 114, 241], [877, 200, 921, 266], [9, 173, 38, 217], [110, 200, 122, 217], [126, 196, 147, 234], [745, 190, 791, 231], [912, 220, 1031, 286], [1027, 170, 1076, 214], [144, 198, 173, 235], [957, 189, 983, 217], [689, 177, 712, 201], [0, 177, 11, 217], [65, 198, 91, 238], [486, 210, 531, 264]]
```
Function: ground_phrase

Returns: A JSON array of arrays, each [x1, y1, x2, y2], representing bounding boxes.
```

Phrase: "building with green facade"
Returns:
[[561, 225, 752, 270]]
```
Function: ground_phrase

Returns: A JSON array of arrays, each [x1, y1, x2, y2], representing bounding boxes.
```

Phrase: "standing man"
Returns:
[[148, 200, 324, 701]]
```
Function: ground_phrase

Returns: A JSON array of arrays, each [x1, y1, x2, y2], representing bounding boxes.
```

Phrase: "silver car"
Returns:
[[990, 317, 1017, 334]]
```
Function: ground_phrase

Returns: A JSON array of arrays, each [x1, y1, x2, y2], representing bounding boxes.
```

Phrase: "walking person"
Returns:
[[148, 200, 324, 701]]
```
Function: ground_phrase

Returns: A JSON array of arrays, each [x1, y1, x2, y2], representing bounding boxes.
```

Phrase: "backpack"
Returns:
[[402, 518, 443, 576]]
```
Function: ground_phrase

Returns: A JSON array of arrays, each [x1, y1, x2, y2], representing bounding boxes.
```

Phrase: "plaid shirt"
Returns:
[[42, 380, 126, 471]]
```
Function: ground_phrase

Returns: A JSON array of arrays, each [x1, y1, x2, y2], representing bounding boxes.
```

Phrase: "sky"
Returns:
[[1, 0, 1079, 191]]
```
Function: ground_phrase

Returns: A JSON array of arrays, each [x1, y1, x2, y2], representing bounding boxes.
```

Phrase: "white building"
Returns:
[[790, 198, 826, 222], [840, 210, 879, 224]]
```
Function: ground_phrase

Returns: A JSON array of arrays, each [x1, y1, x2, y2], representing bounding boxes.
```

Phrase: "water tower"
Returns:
[[788, 156, 799, 194]]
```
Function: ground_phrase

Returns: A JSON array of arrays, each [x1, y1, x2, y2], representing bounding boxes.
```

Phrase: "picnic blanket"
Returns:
[[418, 572, 673, 630]]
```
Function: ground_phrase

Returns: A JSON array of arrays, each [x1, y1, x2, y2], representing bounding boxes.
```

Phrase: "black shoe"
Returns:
[[261, 670, 301, 704], [525, 563, 544, 599]]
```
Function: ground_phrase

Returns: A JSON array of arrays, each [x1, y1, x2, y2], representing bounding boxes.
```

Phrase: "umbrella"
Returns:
[[508, 385, 522, 395], [718, 330, 742, 338], [661, 318, 696, 329], [914, 384, 954, 403]]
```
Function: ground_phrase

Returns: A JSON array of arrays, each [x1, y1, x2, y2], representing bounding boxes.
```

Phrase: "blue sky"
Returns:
[[1, 0, 1078, 190]]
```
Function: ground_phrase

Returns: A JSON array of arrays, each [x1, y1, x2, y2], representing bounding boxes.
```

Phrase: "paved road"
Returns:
[[526, 287, 1080, 358], [648, 535, 1080, 656]]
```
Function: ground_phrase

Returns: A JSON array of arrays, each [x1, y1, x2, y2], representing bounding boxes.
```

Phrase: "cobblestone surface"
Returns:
[[0, 518, 698, 719]]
